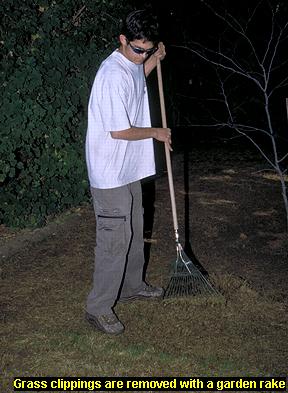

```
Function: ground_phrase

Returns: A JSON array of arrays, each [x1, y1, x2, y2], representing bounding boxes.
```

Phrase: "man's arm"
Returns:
[[111, 43, 171, 149], [111, 126, 172, 151], [144, 42, 166, 77]]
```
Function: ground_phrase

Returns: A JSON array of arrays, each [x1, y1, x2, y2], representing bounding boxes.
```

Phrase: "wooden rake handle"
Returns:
[[156, 59, 179, 239]]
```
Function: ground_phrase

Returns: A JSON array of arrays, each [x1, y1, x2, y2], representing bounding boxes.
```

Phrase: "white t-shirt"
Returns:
[[85, 50, 156, 189]]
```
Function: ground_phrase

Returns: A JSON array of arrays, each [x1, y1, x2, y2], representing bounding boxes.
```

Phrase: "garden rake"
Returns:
[[156, 60, 219, 298]]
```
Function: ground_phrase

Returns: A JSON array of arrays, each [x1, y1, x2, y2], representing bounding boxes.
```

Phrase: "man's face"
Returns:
[[119, 36, 157, 65]]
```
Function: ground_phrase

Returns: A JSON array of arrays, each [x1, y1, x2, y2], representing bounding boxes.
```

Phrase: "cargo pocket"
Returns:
[[96, 215, 126, 255]]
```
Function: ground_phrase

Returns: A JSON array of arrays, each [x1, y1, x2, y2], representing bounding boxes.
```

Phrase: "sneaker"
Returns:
[[85, 312, 124, 335], [119, 284, 164, 303]]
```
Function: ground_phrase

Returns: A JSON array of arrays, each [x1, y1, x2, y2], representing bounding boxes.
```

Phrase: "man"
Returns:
[[85, 9, 171, 335]]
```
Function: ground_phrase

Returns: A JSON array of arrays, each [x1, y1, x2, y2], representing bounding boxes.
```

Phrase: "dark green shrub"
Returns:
[[0, 0, 133, 227]]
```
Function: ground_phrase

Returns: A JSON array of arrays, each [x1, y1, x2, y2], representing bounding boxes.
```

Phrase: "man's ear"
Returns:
[[119, 34, 127, 46]]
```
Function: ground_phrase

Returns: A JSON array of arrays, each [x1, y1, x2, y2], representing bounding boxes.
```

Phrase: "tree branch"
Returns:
[[173, 45, 264, 91]]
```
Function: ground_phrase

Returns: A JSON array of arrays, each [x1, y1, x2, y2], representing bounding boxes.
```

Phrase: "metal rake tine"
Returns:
[[165, 246, 221, 298]]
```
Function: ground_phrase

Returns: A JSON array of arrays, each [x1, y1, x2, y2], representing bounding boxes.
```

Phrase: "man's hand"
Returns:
[[153, 42, 166, 61], [154, 127, 172, 151], [144, 42, 166, 77], [111, 126, 172, 151]]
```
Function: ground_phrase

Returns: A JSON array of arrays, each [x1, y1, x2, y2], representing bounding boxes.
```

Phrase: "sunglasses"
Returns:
[[128, 42, 157, 56]]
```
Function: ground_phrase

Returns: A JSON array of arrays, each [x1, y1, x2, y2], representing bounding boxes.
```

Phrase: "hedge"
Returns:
[[0, 0, 134, 227]]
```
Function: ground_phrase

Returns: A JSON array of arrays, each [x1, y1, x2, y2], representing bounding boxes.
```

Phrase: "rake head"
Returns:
[[164, 242, 220, 298]]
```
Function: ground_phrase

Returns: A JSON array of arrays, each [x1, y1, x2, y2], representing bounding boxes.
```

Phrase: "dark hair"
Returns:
[[121, 9, 160, 44]]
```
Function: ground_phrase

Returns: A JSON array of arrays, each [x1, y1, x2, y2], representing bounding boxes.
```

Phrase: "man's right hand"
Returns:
[[154, 127, 172, 151]]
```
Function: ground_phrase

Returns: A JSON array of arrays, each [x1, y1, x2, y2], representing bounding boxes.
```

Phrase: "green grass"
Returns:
[[1, 203, 287, 392]]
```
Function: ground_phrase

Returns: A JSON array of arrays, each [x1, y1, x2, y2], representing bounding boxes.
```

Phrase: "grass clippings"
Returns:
[[2, 238, 287, 392], [1, 149, 288, 392]]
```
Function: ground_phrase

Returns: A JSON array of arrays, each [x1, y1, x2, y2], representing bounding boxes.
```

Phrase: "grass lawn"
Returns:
[[1, 150, 288, 392]]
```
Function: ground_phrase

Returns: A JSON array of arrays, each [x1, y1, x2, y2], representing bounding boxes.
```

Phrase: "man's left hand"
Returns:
[[153, 42, 166, 61]]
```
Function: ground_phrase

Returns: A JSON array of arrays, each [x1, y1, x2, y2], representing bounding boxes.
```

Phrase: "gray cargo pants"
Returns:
[[86, 181, 145, 316]]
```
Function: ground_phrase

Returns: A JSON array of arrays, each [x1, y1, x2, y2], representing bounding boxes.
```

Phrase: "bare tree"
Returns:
[[174, 0, 288, 230]]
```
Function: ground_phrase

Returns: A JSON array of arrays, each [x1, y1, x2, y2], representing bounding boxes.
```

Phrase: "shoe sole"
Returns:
[[118, 294, 164, 303], [85, 313, 124, 335]]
